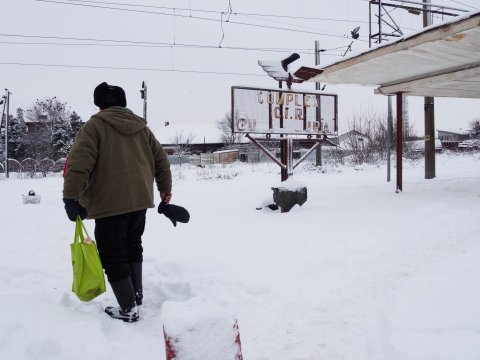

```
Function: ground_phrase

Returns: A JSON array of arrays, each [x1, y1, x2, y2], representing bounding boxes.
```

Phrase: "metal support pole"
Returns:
[[369, 1, 372, 48], [387, 95, 393, 182], [1, 92, 6, 176], [378, 0, 382, 44], [286, 137, 293, 178], [315, 40, 322, 167], [5, 90, 10, 178], [315, 41, 321, 91], [245, 134, 286, 169], [276, 79, 288, 181], [396, 93, 403, 192], [294, 141, 320, 169], [280, 140, 287, 180]]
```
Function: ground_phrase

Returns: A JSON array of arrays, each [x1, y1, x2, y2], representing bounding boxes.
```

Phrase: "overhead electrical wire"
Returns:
[[61, 0, 371, 24], [443, 0, 478, 10], [2, 1, 379, 75], [0, 61, 267, 77], [0, 40, 350, 56], [237, 13, 358, 38], [0, 33, 352, 55], [60, 0, 428, 33], [35, 0, 370, 42], [14, 0, 473, 76]]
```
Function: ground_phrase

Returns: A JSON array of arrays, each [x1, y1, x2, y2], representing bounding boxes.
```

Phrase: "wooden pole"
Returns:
[[423, 0, 436, 179]]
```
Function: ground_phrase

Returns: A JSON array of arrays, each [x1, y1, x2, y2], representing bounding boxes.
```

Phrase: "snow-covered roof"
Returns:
[[154, 123, 224, 144], [308, 11, 480, 99], [213, 149, 239, 154], [437, 128, 472, 135], [338, 130, 367, 138]]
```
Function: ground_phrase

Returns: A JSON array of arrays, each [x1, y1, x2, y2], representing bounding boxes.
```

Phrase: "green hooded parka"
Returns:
[[63, 106, 172, 219]]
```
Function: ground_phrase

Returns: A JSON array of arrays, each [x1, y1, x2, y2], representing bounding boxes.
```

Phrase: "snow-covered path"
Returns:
[[1, 152, 479, 360]]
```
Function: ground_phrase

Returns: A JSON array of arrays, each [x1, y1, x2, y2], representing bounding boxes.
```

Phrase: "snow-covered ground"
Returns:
[[1, 151, 479, 360]]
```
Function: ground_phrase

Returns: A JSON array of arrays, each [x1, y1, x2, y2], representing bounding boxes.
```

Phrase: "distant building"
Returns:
[[437, 129, 471, 149], [337, 130, 369, 150], [24, 115, 50, 143], [154, 123, 225, 155]]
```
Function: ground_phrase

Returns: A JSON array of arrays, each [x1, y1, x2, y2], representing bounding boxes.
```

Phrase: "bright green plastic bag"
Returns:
[[71, 217, 106, 301]]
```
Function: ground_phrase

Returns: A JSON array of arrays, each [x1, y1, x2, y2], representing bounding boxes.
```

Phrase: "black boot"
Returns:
[[105, 277, 139, 323], [130, 262, 143, 306]]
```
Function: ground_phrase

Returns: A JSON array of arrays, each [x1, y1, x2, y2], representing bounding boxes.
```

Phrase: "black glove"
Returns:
[[158, 201, 190, 227], [63, 198, 88, 221]]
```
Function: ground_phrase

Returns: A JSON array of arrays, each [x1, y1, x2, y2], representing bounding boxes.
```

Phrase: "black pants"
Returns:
[[95, 209, 146, 283]]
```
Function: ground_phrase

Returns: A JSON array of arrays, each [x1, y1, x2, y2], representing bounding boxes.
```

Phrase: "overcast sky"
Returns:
[[1, 0, 479, 136]]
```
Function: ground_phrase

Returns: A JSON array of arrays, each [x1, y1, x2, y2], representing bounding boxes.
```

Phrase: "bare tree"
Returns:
[[471, 119, 480, 139], [342, 107, 417, 164], [171, 131, 195, 165], [344, 109, 386, 164], [216, 112, 244, 145], [26, 97, 70, 136], [25, 97, 73, 159]]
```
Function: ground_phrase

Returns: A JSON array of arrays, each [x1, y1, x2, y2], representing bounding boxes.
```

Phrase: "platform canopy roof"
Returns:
[[309, 11, 480, 99]]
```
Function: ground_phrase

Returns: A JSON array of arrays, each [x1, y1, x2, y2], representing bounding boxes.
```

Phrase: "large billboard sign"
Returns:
[[231, 86, 337, 136]]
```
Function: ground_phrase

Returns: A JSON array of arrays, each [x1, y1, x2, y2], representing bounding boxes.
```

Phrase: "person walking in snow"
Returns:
[[63, 82, 172, 322]]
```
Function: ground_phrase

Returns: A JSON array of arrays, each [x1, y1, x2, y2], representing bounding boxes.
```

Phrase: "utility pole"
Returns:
[[423, 0, 435, 179], [4, 89, 11, 178], [315, 40, 326, 167], [0, 92, 6, 177], [315, 41, 323, 92], [140, 81, 147, 121]]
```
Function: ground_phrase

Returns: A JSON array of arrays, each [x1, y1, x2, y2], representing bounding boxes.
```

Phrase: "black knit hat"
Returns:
[[93, 82, 127, 109]]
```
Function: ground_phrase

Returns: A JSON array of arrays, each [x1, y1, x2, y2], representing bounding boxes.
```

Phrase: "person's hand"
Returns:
[[160, 192, 172, 204], [63, 198, 88, 221]]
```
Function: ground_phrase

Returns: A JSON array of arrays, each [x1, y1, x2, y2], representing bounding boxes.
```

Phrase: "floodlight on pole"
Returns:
[[258, 52, 323, 89], [140, 81, 147, 121]]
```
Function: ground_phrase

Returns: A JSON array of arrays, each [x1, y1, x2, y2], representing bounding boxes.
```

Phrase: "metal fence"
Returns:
[[1, 158, 66, 178]]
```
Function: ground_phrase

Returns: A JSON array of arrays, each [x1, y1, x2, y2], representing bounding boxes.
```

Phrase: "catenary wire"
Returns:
[[444, 0, 479, 10], [0, 61, 267, 76], [0, 33, 353, 55], [35, 0, 370, 42], [62, 0, 372, 24]]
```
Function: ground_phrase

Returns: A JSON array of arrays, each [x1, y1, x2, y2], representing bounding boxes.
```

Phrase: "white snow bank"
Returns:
[[272, 176, 307, 191], [162, 297, 239, 360], [0, 152, 480, 359], [388, 244, 480, 360]]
